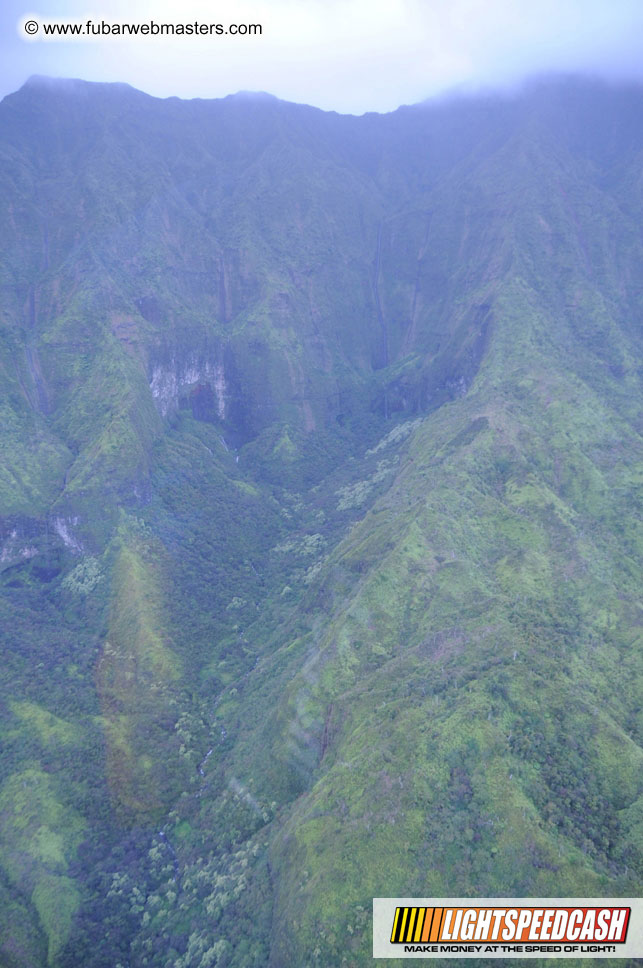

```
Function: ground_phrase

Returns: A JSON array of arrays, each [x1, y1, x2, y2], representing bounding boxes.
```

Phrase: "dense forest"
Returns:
[[0, 74, 641, 966]]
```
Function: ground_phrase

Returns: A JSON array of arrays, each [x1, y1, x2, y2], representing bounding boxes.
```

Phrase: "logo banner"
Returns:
[[373, 898, 643, 958]]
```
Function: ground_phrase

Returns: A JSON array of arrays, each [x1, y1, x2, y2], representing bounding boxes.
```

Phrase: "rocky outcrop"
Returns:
[[149, 356, 228, 421]]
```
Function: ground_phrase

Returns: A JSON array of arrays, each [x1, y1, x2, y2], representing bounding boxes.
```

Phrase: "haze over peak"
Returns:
[[3, 0, 643, 112], [0, 62, 641, 967], [23, 73, 139, 92], [7, 68, 643, 121]]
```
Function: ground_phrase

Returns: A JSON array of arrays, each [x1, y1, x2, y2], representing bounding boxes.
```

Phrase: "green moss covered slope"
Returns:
[[0, 75, 641, 966]]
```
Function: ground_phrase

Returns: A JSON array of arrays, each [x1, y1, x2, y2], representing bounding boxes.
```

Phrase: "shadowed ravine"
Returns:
[[0, 74, 641, 967]]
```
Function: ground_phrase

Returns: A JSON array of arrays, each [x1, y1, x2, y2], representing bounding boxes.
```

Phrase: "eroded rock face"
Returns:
[[0, 518, 44, 569], [53, 516, 83, 554], [149, 357, 227, 421], [0, 528, 38, 566]]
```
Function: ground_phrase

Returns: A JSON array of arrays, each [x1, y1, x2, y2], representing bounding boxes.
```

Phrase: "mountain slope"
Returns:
[[0, 75, 641, 967]]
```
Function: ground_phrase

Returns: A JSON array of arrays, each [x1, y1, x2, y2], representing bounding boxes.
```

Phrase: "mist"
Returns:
[[3, 0, 643, 113]]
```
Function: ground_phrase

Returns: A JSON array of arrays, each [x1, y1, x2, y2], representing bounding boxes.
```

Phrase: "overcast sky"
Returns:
[[2, 0, 643, 114]]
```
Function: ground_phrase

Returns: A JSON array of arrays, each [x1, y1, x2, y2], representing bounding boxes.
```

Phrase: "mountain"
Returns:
[[0, 73, 641, 967]]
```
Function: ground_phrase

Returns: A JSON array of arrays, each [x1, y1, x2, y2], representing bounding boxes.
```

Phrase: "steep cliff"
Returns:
[[0, 75, 641, 967]]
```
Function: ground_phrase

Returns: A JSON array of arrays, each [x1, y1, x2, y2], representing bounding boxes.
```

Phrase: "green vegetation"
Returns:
[[0, 769, 86, 961], [0, 74, 641, 966]]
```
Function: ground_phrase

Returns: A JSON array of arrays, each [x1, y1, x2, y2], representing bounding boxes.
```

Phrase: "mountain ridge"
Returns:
[[0, 73, 641, 967]]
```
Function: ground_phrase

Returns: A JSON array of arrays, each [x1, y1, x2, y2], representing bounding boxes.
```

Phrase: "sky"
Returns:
[[2, 0, 643, 114]]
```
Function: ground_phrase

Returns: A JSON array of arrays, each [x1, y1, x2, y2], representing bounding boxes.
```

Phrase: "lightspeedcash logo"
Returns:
[[373, 898, 643, 958]]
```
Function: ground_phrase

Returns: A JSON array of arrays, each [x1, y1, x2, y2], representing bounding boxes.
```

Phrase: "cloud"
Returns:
[[3, 0, 643, 112]]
